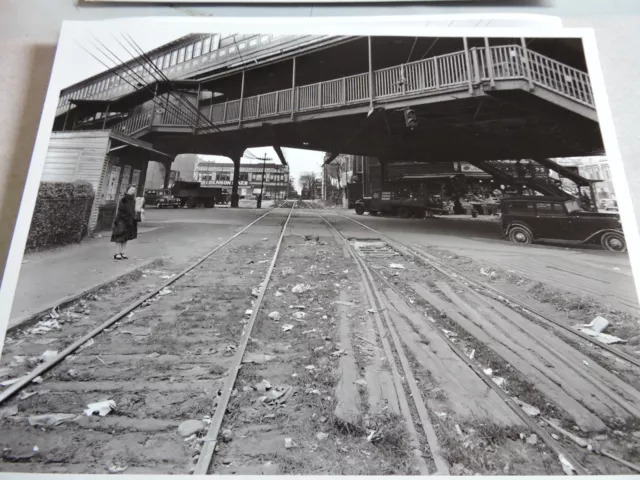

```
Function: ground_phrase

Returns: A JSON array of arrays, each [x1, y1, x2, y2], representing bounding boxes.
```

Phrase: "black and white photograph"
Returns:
[[0, 20, 639, 475]]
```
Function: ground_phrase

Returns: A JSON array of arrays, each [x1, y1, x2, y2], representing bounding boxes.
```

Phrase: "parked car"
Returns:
[[500, 196, 626, 252], [144, 189, 181, 209]]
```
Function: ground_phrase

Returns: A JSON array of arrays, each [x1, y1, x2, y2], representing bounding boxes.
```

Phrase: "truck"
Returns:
[[171, 181, 225, 208], [354, 181, 444, 218]]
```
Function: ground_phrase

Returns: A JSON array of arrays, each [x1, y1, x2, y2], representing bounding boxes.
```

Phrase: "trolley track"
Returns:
[[303, 200, 640, 475], [0, 202, 295, 474]]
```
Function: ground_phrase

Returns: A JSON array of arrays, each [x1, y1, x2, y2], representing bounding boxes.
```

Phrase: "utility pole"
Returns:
[[258, 153, 269, 208]]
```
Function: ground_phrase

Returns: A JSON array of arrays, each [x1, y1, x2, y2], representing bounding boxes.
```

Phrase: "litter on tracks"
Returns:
[[575, 316, 625, 344], [84, 400, 116, 417], [292, 284, 313, 294], [282, 324, 294, 332], [28, 413, 77, 427], [268, 311, 281, 321], [158, 288, 173, 296], [389, 264, 405, 270]]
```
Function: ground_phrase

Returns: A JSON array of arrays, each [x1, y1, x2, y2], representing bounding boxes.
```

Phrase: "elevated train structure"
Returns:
[[48, 34, 600, 223]]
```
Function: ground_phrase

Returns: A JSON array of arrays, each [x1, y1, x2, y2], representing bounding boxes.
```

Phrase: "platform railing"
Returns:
[[109, 43, 595, 136]]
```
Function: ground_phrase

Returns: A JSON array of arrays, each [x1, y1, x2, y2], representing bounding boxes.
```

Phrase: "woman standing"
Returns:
[[111, 185, 138, 260]]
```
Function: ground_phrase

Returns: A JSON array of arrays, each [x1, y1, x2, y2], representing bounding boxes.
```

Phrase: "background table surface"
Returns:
[[1, 0, 639, 282]]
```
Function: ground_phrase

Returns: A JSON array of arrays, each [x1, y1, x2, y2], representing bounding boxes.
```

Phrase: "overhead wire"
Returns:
[[90, 37, 197, 128], [122, 33, 221, 133]]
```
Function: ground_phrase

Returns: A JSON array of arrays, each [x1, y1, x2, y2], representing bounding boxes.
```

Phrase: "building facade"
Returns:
[[194, 158, 290, 199], [552, 157, 615, 205]]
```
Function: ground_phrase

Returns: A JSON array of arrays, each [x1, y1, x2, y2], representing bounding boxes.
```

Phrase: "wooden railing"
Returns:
[[109, 44, 595, 136]]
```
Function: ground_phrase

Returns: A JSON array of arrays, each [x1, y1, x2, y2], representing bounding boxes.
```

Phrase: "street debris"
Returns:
[[305, 235, 320, 242], [513, 398, 541, 417], [256, 380, 272, 393], [262, 238, 268, 242], [284, 438, 295, 449], [252, 288, 260, 298], [39, 350, 58, 363], [281, 267, 295, 277], [282, 324, 294, 332], [575, 316, 625, 344], [292, 284, 313, 294], [480, 267, 497, 277], [260, 385, 294, 405], [558, 454, 576, 475], [316, 432, 329, 441], [0, 405, 18, 419], [221, 429, 233, 443], [245, 309, 253, 317], [268, 311, 281, 321], [106, 463, 129, 474], [178, 419, 206, 437], [28, 413, 77, 427], [243, 353, 276, 365], [389, 263, 405, 270], [84, 400, 116, 417], [443, 329, 458, 338], [526, 434, 538, 445], [29, 318, 61, 335], [158, 288, 172, 296], [275, 291, 283, 297], [492, 377, 505, 388], [78, 338, 95, 351], [468, 349, 475, 360], [289, 305, 306, 310], [292, 311, 306, 320], [333, 300, 355, 307]]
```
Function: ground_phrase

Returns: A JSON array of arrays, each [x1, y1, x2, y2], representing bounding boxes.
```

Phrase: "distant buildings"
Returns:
[[194, 157, 290, 199], [551, 157, 615, 204]]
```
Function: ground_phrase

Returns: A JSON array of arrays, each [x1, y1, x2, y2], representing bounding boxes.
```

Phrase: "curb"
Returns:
[[7, 258, 162, 334]]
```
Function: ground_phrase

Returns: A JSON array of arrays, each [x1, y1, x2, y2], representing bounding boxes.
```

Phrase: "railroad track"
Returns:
[[301, 200, 640, 475], [2, 199, 639, 475]]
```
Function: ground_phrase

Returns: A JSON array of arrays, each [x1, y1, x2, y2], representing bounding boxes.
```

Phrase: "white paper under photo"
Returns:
[[0, 18, 639, 476]]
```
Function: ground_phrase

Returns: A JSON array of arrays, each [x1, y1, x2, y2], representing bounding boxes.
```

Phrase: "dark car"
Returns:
[[500, 196, 626, 252], [144, 189, 181, 209]]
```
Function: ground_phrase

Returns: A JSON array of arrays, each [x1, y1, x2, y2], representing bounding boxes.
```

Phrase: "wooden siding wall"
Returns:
[[43, 131, 111, 232]]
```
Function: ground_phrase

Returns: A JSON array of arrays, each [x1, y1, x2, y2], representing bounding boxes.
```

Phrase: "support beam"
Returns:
[[238, 71, 245, 126], [484, 37, 495, 88], [290, 57, 297, 120], [102, 104, 111, 130], [534, 157, 591, 187], [163, 160, 173, 189], [62, 108, 71, 132], [368, 36, 374, 110], [273, 145, 287, 166], [520, 37, 534, 91], [229, 150, 245, 208], [324, 152, 339, 165], [463, 37, 473, 94]]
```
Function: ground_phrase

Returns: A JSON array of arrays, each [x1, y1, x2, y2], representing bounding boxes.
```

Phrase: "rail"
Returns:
[[108, 44, 595, 136]]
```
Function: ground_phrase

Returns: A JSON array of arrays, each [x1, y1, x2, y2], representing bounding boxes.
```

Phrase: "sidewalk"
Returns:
[[8, 227, 163, 328]]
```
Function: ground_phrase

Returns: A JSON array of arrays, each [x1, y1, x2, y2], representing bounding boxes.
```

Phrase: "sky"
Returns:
[[57, 28, 324, 189]]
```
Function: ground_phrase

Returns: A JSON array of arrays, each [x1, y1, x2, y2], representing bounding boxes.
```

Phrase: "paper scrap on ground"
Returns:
[[84, 400, 116, 417]]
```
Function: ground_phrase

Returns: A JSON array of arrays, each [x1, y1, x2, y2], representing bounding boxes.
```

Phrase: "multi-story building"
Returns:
[[551, 157, 615, 205], [194, 157, 290, 199]]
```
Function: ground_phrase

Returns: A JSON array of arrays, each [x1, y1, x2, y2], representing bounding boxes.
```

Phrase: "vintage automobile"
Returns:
[[144, 189, 181, 209], [500, 196, 626, 252]]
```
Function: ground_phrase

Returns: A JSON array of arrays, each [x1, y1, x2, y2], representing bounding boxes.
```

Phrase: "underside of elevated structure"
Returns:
[[51, 34, 604, 205]]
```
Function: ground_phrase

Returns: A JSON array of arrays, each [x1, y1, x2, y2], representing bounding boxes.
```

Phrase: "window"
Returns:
[[154, 57, 162, 68], [253, 173, 262, 181], [203, 36, 212, 54], [565, 200, 582, 213], [178, 47, 186, 64], [239, 42, 247, 50], [186, 44, 194, 60], [535, 202, 559, 216], [229, 45, 237, 54], [249, 38, 258, 47], [220, 36, 233, 48], [193, 41, 202, 58], [507, 202, 534, 214], [603, 165, 611, 180], [238, 172, 249, 181], [163, 53, 171, 68], [170, 50, 178, 66], [219, 48, 227, 57], [211, 35, 221, 51], [261, 35, 270, 44], [216, 172, 230, 181]]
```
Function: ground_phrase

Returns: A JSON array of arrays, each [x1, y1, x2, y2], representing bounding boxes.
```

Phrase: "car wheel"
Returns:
[[355, 204, 365, 215], [601, 232, 626, 253], [508, 226, 533, 245], [369, 211, 379, 216]]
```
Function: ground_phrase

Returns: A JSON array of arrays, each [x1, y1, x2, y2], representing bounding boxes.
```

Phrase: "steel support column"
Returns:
[[463, 37, 473, 94], [102, 104, 111, 130], [62, 107, 71, 132], [230, 153, 243, 208], [484, 38, 495, 88], [163, 160, 173, 189]]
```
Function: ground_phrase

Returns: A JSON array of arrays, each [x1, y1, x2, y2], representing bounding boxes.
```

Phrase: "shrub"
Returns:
[[26, 181, 95, 252]]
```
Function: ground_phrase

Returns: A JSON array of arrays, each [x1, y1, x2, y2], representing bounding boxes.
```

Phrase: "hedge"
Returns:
[[26, 181, 95, 252]]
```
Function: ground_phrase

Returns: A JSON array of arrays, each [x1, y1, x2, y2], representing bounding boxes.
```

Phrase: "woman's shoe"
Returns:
[[121, 254, 129, 259], [114, 253, 122, 260]]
